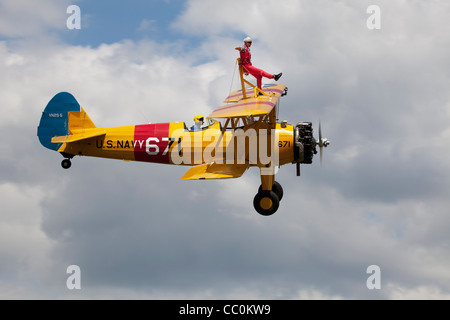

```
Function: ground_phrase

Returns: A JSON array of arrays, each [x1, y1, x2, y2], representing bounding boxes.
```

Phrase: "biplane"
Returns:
[[37, 58, 329, 215]]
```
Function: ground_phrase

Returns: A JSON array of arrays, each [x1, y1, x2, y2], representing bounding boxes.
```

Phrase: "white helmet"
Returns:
[[243, 37, 252, 43]]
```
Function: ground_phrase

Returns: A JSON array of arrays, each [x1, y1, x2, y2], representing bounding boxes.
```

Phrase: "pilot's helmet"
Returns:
[[194, 114, 204, 123]]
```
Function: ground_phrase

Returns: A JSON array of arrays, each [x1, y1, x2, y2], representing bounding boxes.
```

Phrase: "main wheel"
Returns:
[[61, 159, 72, 169], [253, 190, 279, 216], [258, 181, 283, 201]]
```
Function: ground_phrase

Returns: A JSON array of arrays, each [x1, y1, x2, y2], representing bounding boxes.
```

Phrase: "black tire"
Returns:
[[253, 190, 279, 216], [61, 159, 71, 169], [258, 181, 283, 201]]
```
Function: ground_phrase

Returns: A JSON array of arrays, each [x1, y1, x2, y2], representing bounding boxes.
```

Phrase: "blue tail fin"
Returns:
[[37, 92, 81, 151]]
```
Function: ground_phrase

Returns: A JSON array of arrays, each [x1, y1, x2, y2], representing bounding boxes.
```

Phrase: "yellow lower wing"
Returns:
[[181, 163, 249, 180]]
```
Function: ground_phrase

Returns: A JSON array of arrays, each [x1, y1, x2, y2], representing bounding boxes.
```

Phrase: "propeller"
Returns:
[[293, 121, 329, 176], [316, 121, 330, 165]]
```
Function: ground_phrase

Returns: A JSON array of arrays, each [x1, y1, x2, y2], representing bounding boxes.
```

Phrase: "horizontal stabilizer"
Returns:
[[51, 131, 105, 143], [181, 163, 249, 180]]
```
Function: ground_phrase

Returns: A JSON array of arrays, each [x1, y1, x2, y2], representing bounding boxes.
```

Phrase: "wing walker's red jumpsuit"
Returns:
[[236, 43, 274, 90]]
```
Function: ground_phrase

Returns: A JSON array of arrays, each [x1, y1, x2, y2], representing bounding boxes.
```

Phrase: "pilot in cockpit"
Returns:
[[190, 114, 204, 131]]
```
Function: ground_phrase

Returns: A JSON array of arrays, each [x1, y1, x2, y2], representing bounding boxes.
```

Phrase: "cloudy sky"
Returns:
[[1, 0, 450, 299]]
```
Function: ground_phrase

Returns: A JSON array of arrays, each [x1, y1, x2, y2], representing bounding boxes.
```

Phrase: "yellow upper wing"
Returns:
[[209, 83, 287, 119], [223, 83, 286, 103], [208, 98, 276, 119]]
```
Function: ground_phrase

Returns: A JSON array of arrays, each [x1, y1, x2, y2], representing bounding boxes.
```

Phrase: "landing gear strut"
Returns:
[[253, 181, 283, 216]]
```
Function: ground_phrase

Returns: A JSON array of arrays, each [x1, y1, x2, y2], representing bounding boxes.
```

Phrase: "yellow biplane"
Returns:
[[37, 59, 329, 215]]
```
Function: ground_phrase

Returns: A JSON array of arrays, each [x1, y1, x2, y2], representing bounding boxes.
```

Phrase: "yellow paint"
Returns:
[[58, 125, 136, 161], [68, 106, 96, 132], [50, 89, 295, 182], [181, 163, 249, 180], [211, 83, 286, 119], [168, 120, 231, 166], [260, 173, 275, 191], [167, 120, 294, 170], [276, 123, 294, 166], [260, 197, 273, 210], [52, 131, 105, 143]]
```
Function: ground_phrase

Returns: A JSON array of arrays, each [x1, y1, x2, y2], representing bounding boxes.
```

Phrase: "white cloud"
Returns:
[[388, 285, 450, 300], [0, 183, 55, 299], [0, 0, 73, 37], [137, 19, 157, 33]]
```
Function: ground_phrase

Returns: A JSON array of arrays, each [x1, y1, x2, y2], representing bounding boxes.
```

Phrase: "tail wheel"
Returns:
[[253, 190, 279, 216], [258, 181, 283, 201], [61, 159, 72, 169]]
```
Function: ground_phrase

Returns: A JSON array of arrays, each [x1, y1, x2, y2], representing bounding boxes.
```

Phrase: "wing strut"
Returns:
[[237, 58, 271, 99]]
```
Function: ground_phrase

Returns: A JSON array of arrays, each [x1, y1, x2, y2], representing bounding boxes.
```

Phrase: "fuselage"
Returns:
[[58, 120, 295, 168]]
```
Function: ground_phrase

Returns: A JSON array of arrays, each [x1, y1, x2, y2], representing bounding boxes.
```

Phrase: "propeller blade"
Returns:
[[316, 120, 330, 166], [319, 120, 323, 166], [320, 145, 323, 166], [296, 162, 300, 176], [319, 120, 322, 143]]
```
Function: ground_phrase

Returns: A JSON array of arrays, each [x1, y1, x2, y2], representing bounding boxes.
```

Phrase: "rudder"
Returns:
[[37, 92, 81, 151]]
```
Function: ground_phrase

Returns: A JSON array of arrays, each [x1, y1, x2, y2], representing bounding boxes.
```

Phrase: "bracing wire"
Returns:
[[228, 59, 238, 98], [276, 100, 280, 122]]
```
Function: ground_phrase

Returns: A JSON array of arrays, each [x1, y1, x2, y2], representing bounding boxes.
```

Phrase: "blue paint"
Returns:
[[37, 92, 80, 151]]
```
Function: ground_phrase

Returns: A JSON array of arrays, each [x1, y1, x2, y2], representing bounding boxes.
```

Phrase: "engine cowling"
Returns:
[[294, 122, 317, 164]]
